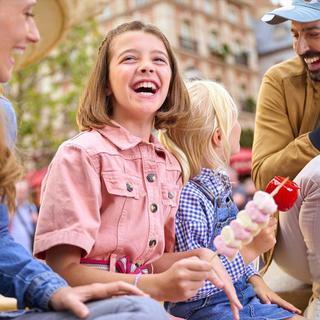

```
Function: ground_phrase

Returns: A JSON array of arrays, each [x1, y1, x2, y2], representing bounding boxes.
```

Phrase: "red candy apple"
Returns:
[[265, 176, 299, 211]]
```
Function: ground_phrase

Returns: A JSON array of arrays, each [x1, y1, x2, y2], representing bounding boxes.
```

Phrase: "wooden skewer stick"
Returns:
[[210, 252, 218, 262], [269, 176, 289, 197]]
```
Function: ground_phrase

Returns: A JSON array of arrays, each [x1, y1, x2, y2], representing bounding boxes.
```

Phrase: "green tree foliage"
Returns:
[[7, 19, 102, 168], [240, 128, 254, 148]]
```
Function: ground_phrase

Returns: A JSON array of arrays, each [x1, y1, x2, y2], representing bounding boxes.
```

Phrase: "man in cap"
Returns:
[[252, 1, 320, 319]]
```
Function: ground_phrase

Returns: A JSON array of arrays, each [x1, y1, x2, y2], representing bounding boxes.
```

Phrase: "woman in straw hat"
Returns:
[[0, 1, 169, 319]]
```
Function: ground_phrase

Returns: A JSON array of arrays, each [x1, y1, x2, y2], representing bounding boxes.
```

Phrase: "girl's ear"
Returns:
[[212, 127, 222, 147], [106, 83, 112, 96]]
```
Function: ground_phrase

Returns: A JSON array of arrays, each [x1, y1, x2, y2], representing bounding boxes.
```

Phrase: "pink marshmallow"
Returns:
[[230, 220, 253, 243], [213, 235, 238, 260], [245, 201, 270, 225]]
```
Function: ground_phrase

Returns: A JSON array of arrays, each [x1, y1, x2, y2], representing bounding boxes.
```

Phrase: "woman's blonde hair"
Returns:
[[77, 20, 190, 131], [160, 80, 238, 183], [0, 108, 22, 213]]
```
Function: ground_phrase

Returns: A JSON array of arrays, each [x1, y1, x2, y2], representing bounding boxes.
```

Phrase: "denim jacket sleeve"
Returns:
[[0, 204, 68, 310]]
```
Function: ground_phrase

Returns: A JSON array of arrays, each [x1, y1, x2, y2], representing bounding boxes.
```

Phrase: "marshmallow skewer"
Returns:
[[213, 177, 290, 261]]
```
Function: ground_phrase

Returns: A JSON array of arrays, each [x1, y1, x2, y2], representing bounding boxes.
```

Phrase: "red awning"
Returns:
[[25, 167, 48, 189], [230, 147, 252, 175]]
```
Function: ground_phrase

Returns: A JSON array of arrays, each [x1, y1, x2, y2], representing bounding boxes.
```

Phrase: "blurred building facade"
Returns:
[[98, 0, 267, 129]]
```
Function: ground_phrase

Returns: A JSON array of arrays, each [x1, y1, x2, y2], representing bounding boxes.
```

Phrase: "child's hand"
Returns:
[[209, 253, 243, 320], [249, 275, 301, 314], [188, 248, 242, 320], [49, 282, 148, 318], [241, 217, 277, 264], [155, 256, 221, 302]]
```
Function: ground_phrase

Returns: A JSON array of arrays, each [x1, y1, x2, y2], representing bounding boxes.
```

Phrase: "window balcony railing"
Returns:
[[179, 36, 198, 53]]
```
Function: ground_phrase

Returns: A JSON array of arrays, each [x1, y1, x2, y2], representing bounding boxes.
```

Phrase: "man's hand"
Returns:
[[49, 281, 148, 318]]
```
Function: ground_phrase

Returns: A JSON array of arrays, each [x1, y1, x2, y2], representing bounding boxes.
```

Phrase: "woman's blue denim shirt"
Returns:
[[0, 204, 68, 311], [0, 96, 16, 149]]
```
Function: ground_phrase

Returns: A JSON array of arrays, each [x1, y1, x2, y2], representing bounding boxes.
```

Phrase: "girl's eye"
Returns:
[[154, 57, 167, 64], [122, 56, 136, 62]]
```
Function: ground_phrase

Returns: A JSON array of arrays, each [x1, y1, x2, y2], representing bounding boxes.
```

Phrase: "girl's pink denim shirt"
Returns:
[[34, 122, 182, 269]]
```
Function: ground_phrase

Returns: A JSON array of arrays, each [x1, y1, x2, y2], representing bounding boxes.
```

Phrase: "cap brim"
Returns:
[[16, 0, 108, 70], [261, 5, 320, 25]]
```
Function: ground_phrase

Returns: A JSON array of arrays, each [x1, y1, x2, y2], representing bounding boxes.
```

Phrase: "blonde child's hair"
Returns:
[[0, 108, 22, 213], [77, 20, 190, 131], [160, 80, 238, 183]]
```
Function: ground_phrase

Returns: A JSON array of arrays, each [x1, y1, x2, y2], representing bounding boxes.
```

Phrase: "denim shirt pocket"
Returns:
[[103, 172, 145, 199], [213, 201, 238, 240]]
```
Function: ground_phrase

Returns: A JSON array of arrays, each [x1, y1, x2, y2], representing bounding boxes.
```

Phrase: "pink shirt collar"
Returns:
[[96, 121, 166, 152]]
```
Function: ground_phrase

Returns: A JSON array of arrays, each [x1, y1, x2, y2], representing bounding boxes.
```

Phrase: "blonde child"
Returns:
[[34, 21, 241, 316], [160, 80, 304, 319]]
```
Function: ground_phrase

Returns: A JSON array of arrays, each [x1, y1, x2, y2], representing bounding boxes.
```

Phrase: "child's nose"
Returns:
[[138, 61, 154, 73]]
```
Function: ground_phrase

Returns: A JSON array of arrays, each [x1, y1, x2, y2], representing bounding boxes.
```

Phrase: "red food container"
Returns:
[[265, 176, 299, 211]]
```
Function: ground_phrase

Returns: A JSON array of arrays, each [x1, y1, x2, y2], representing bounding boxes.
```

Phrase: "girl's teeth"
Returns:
[[12, 49, 25, 56]]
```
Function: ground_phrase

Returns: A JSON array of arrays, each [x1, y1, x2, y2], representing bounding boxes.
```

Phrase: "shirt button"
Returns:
[[150, 203, 158, 213], [126, 182, 133, 192], [146, 173, 156, 182], [149, 239, 157, 247], [168, 191, 174, 199]]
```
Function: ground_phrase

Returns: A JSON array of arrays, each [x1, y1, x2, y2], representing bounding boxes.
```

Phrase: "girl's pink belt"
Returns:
[[80, 255, 150, 274]]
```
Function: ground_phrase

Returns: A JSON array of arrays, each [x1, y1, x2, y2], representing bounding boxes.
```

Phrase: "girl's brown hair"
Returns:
[[0, 108, 22, 213], [77, 20, 190, 131]]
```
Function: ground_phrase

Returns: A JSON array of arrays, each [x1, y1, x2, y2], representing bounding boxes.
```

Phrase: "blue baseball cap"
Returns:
[[262, 0, 320, 25]]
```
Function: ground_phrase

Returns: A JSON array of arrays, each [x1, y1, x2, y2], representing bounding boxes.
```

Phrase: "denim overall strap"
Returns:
[[191, 179, 236, 246], [190, 179, 217, 250]]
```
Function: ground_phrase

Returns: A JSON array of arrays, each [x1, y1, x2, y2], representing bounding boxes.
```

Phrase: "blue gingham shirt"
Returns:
[[175, 168, 257, 301]]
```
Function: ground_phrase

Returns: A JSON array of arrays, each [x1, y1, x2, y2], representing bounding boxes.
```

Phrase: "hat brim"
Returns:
[[16, 0, 108, 70], [16, 0, 71, 70], [261, 5, 320, 25]]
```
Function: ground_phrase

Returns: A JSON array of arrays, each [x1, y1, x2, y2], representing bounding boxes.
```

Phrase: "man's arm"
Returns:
[[252, 71, 319, 190]]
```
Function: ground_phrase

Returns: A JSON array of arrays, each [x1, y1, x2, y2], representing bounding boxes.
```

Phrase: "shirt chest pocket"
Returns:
[[103, 173, 145, 199]]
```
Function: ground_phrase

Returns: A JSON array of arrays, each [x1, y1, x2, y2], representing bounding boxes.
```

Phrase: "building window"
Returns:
[[135, 0, 147, 6], [100, 4, 111, 19], [204, 0, 213, 14], [210, 30, 218, 48], [233, 40, 249, 66], [180, 20, 191, 39], [227, 5, 238, 24], [179, 20, 198, 53]]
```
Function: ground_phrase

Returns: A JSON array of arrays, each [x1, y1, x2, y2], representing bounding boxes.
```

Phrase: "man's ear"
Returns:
[[212, 128, 222, 147]]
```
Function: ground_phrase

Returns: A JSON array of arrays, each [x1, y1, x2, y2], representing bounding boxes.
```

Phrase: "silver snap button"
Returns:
[[126, 182, 133, 192], [150, 203, 158, 213], [147, 173, 156, 182], [149, 239, 157, 247]]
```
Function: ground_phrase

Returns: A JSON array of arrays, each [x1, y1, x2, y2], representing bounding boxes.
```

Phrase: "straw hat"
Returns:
[[16, 0, 108, 69]]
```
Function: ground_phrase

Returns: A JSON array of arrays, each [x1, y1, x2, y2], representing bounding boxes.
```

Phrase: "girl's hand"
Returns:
[[154, 256, 219, 302], [241, 217, 277, 264], [209, 253, 243, 320], [249, 275, 301, 314], [157, 252, 242, 320], [49, 281, 148, 318]]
